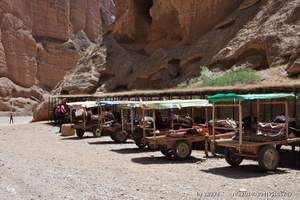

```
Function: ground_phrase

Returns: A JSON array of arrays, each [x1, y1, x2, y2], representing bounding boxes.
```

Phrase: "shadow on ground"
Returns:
[[201, 165, 288, 179], [201, 148, 299, 179], [131, 156, 206, 165], [61, 136, 93, 140], [111, 148, 157, 154], [89, 141, 134, 145]]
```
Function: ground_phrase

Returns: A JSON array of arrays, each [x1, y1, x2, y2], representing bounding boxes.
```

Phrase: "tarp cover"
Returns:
[[208, 93, 295, 103], [119, 99, 212, 110]]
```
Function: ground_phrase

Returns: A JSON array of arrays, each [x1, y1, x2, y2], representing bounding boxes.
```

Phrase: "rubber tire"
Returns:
[[132, 127, 148, 149], [224, 148, 243, 167], [173, 141, 192, 160], [132, 127, 143, 141], [160, 147, 173, 158], [147, 143, 158, 150], [135, 139, 147, 149], [112, 131, 128, 143], [92, 127, 102, 137], [76, 129, 85, 138], [258, 145, 279, 172]]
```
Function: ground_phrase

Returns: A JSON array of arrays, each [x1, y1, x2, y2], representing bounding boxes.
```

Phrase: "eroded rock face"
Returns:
[[0, 77, 46, 114], [112, 0, 241, 51], [0, 0, 114, 113], [1, 13, 38, 88], [78, 0, 298, 91]]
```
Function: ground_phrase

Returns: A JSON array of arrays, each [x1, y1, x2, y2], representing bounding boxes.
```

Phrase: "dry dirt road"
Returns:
[[0, 122, 299, 200]]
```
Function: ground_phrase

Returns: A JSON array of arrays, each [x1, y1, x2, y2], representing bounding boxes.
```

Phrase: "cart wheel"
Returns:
[[160, 147, 173, 158], [76, 129, 85, 138], [224, 148, 243, 167], [135, 139, 147, 149], [92, 127, 102, 137], [112, 131, 128, 143], [147, 143, 158, 150], [173, 141, 192, 160], [258, 145, 279, 171]]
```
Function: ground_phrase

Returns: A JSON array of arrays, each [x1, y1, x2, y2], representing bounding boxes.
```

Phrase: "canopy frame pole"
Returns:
[[205, 107, 208, 127], [171, 108, 174, 130], [238, 101, 243, 153], [130, 108, 134, 134], [142, 108, 146, 140], [70, 107, 73, 123], [83, 108, 86, 130], [257, 100, 260, 127], [204, 107, 209, 157], [212, 105, 216, 155], [152, 110, 157, 140], [285, 100, 289, 139], [121, 109, 124, 132], [97, 106, 101, 128], [192, 107, 195, 125]]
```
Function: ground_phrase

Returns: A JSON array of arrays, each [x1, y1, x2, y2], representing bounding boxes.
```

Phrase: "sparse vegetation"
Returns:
[[177, 67, 259, 88]]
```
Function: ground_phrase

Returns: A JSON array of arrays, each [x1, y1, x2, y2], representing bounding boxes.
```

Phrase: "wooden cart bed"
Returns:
[[145, 135, 207, 144], [216, 137, 300, 148]]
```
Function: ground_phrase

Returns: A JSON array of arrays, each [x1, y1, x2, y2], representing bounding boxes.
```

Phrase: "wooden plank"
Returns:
[[217, 137, 300, 148]]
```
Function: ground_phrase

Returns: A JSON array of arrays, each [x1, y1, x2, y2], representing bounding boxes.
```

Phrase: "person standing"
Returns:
[[9, 112, 14, 124]]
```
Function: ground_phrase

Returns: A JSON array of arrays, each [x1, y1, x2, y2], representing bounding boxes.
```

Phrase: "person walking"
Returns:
[[9, 112, 14, 124]]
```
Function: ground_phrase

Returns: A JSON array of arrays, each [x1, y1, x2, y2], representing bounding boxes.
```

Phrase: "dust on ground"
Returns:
[[0, 122, 299, 200]]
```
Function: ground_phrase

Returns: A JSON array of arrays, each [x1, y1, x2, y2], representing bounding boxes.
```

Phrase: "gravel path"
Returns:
[[0, 123, 299, 200]]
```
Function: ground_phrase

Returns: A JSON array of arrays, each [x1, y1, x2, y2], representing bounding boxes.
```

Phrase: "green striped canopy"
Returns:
[[119, 99, 212, 110], [208, 93, 296, 103]]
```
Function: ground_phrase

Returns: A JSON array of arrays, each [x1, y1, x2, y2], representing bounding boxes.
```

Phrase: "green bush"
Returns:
[[177, 67, 259, 88]]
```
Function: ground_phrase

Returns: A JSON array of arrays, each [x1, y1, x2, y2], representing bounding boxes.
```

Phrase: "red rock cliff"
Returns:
[[0, 0, 114, 113], [57, 0, 299, 94]]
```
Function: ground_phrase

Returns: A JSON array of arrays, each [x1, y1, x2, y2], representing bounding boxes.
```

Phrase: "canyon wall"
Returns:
[[0, 0, 114, 113], [56, 0, 300, 95]]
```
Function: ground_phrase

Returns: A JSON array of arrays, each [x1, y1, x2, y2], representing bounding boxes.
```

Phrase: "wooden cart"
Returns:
[[118, 99, 210, 150], [209, 93, 300, 171], [133, 99, 212, 158], [144, 100, 211, 159], [66, 100, 135, 143]]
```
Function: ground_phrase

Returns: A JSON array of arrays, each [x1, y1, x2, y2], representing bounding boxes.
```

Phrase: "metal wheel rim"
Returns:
[[263, 149, 277, 169], [95, 129, 101, 137], [176, 143, 190, 158]]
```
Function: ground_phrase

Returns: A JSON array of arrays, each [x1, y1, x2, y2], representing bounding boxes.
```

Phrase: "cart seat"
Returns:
[[233, 122, 286, 142], [257, 122, 285, 137]]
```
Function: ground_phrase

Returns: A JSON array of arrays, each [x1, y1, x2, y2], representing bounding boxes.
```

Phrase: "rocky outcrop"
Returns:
[[0, 77, 46, 114], [0, 0, 114, 113], [57, 0, 300, 94]]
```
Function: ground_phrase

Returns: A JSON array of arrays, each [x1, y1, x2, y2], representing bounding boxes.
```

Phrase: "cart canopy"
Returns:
[[67, 100, 140, 108], [66, 101, 97, 109], [208, 93, 296, 103], [119, 99, 212, 110]]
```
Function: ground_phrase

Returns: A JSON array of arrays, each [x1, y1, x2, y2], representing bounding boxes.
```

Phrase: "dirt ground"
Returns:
[[0, 122, 299, 200]]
